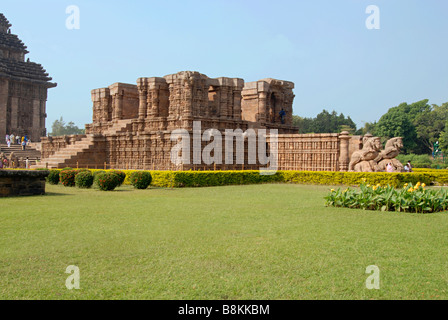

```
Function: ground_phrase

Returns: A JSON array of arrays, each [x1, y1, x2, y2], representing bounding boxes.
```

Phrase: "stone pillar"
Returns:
[[339, 131, 351, 172], [220, 86, 229, 118], [232, 79, 244, 121], [91, 90, 100, 123], [152, 88, 160, 117], [138, 89, 147, 119], [258, 91, 267, 123], [113, 93, 123, 121], [183, 83, 193, 118]]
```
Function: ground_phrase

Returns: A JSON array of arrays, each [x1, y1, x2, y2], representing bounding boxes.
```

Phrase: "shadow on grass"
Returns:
[[44, 192, 72, 197]]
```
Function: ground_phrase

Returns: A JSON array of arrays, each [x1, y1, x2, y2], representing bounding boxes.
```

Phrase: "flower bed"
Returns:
[[325, 181, 448, 213]]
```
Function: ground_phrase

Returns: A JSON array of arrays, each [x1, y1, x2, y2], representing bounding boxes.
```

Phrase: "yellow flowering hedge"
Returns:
[[35, 168, 448, 188]]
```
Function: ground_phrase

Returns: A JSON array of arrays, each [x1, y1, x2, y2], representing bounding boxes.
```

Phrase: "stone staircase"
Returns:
[[32, 135, 96, 169], [0, 143, 42, 162], [31, 119, 134, 169]]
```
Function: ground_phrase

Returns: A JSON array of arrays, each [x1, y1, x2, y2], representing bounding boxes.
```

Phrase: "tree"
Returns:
[[292, 115, 314, 133], [292, 110, 357, 134], [439, 121, 448, 156], [355, 121, 376, 136], [373, 100, 432, 153], [50, 117, 85, 136], [414, 103, 448, 154]]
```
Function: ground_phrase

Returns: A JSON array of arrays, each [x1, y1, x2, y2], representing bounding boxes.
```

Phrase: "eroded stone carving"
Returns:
[[376, 137, 404, 172], [349, 137, 382, 172], [349, 136, 404, 172]]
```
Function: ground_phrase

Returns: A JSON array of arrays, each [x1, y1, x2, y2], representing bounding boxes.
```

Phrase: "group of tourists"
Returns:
[[404, 160, 413, 172], [385, 161, 413, 173], [4, 134, 31, 150]]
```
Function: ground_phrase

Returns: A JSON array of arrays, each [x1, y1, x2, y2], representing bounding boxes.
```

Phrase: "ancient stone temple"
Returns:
[[36, 69, 400, 172], [0, 13, 56, 142], [38, 71, 300, 169]]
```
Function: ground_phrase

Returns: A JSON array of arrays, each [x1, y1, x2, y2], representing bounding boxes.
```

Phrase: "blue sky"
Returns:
[[2, 0, 448, 130]]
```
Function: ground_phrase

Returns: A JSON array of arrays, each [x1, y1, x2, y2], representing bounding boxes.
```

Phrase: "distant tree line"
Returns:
[[292, 110, 357, 134], [292, 99, 448, 156], [49, 117, 85, 136]]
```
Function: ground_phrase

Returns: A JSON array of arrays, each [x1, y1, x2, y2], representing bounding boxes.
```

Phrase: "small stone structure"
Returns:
[[0, 169, 49, 197], [0, 13, 57, 142]]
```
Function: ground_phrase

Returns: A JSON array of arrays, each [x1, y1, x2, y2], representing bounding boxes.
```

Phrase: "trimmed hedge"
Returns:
[[110, 170, 126, 186], [129, 171, 152, 189], [280, 171, 436, 188], [75, 171, 94, 189], [47, 170, 60, 185], [41, 168, 448, 188], [96, 172, 120, 191], [93, 170, 106, 187], [59, 169, 77, 187]]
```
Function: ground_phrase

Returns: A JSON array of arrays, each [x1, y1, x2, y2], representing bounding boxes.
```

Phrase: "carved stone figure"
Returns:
[[348, 137, 382, 172], [376, 137, 405, 172]]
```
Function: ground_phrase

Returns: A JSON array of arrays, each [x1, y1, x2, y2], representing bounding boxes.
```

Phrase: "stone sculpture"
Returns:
[[349, 136, 404, 172], [375, 137, 405, 172], [348, 136, 383, 172]]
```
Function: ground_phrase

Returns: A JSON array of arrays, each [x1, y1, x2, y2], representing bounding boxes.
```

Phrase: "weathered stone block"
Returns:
[[0, 170, 49, 197]]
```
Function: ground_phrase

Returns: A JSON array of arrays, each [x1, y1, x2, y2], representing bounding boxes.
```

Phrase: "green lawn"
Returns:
[[1, 183, 447, 300]]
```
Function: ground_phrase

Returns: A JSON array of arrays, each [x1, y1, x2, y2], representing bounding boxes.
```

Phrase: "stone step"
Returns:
[[34, 120, 131, 169]]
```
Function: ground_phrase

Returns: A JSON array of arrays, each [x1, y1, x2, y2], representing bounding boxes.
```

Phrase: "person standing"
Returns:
[[407, 160, 413, 172], [10, 134, 14, 145], [279, 108, 286, 124], [21, 139, 26, 151], [25, 157, 29, 169], [5, 134, 9, 144], [6, 138, 10, 148]]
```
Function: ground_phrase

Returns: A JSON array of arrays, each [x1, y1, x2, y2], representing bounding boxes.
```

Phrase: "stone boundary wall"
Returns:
[[275, 133, 341, 171], [0, 170, 49, 197], [273, 132, 359, 172]]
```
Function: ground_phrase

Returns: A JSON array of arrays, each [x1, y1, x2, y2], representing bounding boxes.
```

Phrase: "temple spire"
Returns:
[[0, 13, 11, 33]]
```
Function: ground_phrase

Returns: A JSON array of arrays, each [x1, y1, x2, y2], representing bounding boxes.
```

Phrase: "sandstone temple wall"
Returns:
[[241, 78, 295, 127], [38, 71, 358, 171], [275, 133, 342, 171]]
